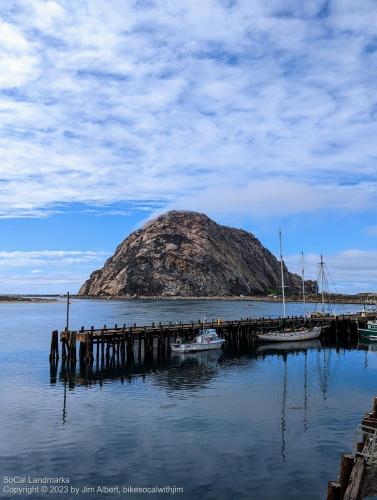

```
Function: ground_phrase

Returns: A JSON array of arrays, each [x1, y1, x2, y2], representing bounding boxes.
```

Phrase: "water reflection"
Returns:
[[256, 339, 321, 354], [304, 350, 308, 431], [157, 350, 223, 391], [58, 349, 224, 390], [317, 349, 332, 401], [281, 355, 287, 462], [358, 338, 377, 369], [55, 339, 348, 394], [54, 338, 376, 467]]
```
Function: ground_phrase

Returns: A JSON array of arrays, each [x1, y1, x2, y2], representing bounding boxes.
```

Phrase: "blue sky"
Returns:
[[1, 0, 377, 294]]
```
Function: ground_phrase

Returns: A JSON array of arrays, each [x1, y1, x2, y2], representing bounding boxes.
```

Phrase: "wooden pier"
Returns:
[[49, 312, 376, 368], [327, 396, 377, 500]]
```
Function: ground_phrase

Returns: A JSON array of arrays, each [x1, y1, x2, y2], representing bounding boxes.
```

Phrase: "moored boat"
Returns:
[[357, 320, 377, 340], [257, 232, 322, 343], [257, 326, 321, 342], [171, 328, 225, 353]]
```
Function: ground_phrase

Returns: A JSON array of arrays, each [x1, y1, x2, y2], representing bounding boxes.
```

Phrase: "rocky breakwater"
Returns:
[[79, 210, 316, 297]]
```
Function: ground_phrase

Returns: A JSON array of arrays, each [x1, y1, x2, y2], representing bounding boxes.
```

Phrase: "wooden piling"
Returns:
[[372, 397, 377, 418], [343, 457, 365, 500], [49, 330, 59, 362], [339, 454, 354, 498], [327, 395, 377, 500], [96, 339, 99, 367], [327, 481, 341, 500], [100, 331, 104, 366], [79, 340, 86, 365]]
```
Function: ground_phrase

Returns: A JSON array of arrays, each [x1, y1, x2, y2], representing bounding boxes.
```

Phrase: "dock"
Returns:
[[327, 397, 377, 500], [49, 311, 376, 369]]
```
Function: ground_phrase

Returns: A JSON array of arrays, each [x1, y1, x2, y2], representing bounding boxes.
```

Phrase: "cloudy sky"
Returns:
[[1, 0, 377, 293]]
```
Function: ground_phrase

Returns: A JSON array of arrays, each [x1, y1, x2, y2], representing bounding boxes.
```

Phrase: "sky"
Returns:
[[1, 0, 377, 294]]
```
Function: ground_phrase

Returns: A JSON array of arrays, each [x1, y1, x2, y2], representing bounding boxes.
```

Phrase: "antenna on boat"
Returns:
[[66, 291, 70, 332], [301, 251, 306, 315], [279, 229, 286, 318]]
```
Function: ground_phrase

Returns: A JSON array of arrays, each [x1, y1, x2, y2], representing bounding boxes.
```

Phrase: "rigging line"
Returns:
[[325, 266, 348, 313]]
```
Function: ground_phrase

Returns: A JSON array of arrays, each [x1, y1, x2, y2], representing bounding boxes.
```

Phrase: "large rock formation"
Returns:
[[79, 210, 315, 297]]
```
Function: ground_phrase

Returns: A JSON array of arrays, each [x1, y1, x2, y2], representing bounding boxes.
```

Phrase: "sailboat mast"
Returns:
[[279, 229, 286, 318], [66, 291, 70, 332], [320, 254, 325, 311], [301, 251, 306, 314]]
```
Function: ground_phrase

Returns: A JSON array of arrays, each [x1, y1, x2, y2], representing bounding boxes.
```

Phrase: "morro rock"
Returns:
[[78, 210, 314, 297]]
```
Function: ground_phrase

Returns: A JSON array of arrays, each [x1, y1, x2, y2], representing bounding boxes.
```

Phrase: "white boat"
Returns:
[[257, 232, 321, 343], [257, 326, 321, 342], [171, 328, 225, 353]]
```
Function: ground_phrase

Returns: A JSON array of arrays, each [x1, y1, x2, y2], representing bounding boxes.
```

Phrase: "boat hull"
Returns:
[[256, 326, 321, 343], [358, 328, 377, 339], [171, 339, 224, 353]]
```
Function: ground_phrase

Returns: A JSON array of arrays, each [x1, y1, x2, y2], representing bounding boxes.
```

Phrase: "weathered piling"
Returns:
[[49, 330, 59, 362], [327, 396, 377, 500]]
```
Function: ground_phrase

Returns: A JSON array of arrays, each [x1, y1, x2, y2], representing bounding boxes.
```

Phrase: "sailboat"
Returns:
[[256, 231, 321, 342], [308, 254, 331, 318]]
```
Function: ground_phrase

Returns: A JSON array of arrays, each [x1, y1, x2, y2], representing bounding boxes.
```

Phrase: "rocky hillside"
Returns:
[[79, 210, 316, 297]]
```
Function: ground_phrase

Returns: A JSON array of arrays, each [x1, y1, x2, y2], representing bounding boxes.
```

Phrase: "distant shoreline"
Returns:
[[74, 294, 373, 305], [0, 296, 57, 303], [1, 294, 374, 306]]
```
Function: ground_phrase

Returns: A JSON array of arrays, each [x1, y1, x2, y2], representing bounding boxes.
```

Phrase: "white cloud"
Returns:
[[0, 250, 109, 267], [285, 250, 377, 294], [159, 179, 372, 218], [0, 0, 375, 218], [0, 250, 110, 294], [0, 20, 39, 87], [31, 0, 65, 31], [0, 273, 87, 294]]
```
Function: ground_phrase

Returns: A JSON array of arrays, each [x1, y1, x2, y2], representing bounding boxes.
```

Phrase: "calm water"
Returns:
[[0, 299, 375, 500]]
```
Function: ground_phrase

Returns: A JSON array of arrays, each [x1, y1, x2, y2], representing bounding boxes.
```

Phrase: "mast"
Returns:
[[320, 255, 325, 312], [301, 251, 306, 314], [279, 229, 286, 318], [66, 291, 70, 332]]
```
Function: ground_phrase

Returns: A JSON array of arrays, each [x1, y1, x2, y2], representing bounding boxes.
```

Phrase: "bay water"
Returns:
[[0, 299, 375, 499]]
